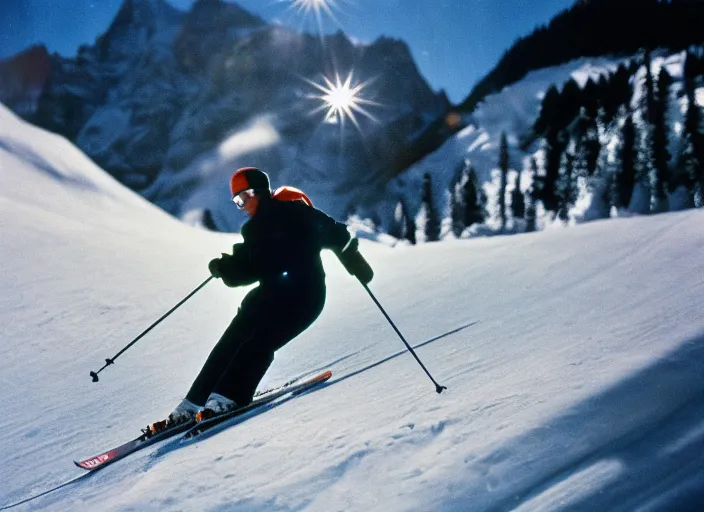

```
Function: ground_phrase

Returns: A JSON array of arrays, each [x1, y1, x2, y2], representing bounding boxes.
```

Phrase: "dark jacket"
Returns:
[[216, 195, 351, 289]]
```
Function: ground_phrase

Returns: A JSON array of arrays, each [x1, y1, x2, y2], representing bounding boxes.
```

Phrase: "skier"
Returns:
[[167, 167, 373, 425]]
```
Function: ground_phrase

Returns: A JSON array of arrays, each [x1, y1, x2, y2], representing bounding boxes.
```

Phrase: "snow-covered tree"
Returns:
[[525, 157, 538, 233], [674, 132, 699, 209], [577, 106, 612, 221], [448, 160, 485, 237], [449, 161, 468, 237], [633, 117, 655, 214], [642, 49, 657, 124], [572, 106, 599, 180], [390, 199, 416, 244]]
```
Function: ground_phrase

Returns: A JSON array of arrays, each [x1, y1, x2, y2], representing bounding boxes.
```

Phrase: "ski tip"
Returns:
[[73, 460, 88, 470]]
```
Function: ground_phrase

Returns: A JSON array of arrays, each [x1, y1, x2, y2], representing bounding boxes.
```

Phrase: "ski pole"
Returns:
[[89, 276, 214, 382], [360, 282, 447, 394]]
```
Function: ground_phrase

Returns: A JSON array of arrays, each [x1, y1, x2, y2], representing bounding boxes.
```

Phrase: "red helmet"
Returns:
[[273, 186, 313, 206], [229, 167, 270, 196]]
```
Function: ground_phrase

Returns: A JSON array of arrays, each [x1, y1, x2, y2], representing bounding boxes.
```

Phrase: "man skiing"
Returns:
[[167, 167, 373, 425]]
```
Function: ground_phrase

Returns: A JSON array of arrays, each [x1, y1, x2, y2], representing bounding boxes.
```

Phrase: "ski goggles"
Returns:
[[232, 189, 257, 209]]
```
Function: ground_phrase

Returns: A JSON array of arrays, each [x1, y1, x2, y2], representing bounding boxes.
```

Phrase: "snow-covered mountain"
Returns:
[[2, 75, 704, 512], [0, 0, 448, 230]]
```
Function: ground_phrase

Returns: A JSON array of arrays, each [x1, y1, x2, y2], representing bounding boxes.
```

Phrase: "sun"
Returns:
[[290, 0, 338, 18], [305, 71, 379, 130], [281, 0, 347, 35]]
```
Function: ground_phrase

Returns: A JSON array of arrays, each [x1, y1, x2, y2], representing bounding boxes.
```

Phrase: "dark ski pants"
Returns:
[[186, 280, 325, 406]]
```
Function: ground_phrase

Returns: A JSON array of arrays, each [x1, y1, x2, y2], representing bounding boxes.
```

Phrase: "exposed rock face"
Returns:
[[0, 45, 52, 117]]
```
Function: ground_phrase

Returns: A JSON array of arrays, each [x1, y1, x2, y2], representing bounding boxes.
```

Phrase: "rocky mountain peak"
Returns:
[[186, 0, 265, 28], [174, 0, 266, 73], [96, 0, 183, 62], [0, 45, 51, 116]]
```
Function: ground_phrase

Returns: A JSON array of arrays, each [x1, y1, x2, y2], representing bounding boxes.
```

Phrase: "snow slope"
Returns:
[[2, 103, 704, 511]]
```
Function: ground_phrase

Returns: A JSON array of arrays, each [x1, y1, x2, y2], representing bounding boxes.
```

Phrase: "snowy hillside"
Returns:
[[2, 104, 704, 511], [368, 48, 704, 238], [365, 56, 628, 227]]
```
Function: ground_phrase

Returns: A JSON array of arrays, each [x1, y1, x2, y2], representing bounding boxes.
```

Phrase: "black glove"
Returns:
[[208, 246, 258, 287], [208, 252, 232, 279], [208, 257, 223, 278], [337, 238, 374, 285]]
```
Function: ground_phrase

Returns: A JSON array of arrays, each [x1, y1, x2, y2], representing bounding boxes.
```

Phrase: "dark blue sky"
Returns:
[[0, 0, 575, 103]]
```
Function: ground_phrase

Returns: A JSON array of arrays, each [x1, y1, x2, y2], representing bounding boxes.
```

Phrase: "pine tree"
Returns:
[[463, 167, 484, 228], [585, 106, 612, 219], [405, 201, 417, 245], [525, 157, 538, 232], [535, 84, 561, 135], [570, 108, 602, 218], [583, 110, 601, 177], [683, 71, 704, 206], [511, 173, 526, 221], [643, 49, 656, 124], [541, 129, 567, 212], [573, 110, 591, 180], [616, 113, 637, 209], [449, 181, 464, 238], [676, 132, 699, 208], [635, 119, 656, 213], [498, 131, 509, 231], [633, 52, 657, 214], [450, 160, 485, 236], [421, 173, 441, 242], [651, 66, 673, 212], [610, 62, 636, 120], [582, 78, 600, 118], [598, 71, 618, 125], [202, 209, 218, 231], [557, 144, 577, 222], [560, 78, 583, 129]]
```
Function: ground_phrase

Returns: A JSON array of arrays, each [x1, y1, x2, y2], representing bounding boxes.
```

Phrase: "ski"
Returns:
[[74, 419, 194, 471], [183, 369, 332, 440], [74, 369, 331, 471]]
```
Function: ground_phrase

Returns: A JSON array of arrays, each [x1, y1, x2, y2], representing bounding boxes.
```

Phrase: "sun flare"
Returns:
[[306, 72, 379, 129]]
